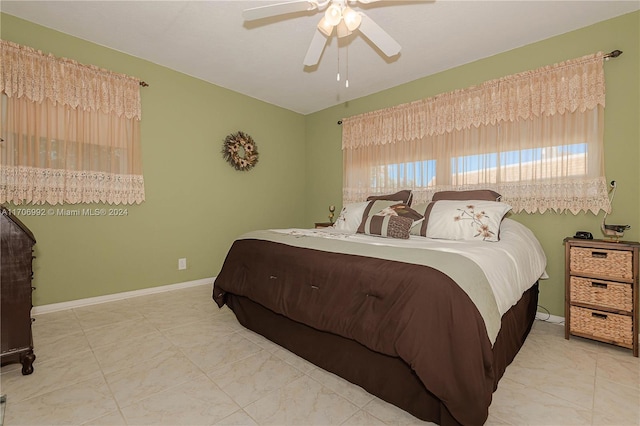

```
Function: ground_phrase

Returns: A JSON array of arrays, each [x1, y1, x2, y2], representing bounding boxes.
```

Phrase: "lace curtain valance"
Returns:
[[342, 52, 605, 148], [1, 39, 145, 205], [0, 39, 142, 120], [342, 53, 609, 214]]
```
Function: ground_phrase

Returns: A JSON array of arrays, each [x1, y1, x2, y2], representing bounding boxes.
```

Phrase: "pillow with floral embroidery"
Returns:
[[334, 202, 370, 232], [425, 200, 511, 242]]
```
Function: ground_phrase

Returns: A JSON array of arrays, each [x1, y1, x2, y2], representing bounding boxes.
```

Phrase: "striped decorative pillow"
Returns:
[[356, 200, 402, 234], [361, 215, 413, 239]]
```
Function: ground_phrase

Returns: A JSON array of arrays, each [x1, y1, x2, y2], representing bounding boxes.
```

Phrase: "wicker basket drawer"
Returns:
[[570, 247, 633, 280], [570, 277, 633, 311], [570, 306, 633, 347]]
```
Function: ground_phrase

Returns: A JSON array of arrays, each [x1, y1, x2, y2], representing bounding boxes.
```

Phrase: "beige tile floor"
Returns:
[[1, 283, 638, 426]]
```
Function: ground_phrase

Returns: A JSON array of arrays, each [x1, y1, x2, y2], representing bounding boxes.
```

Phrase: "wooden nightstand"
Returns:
[[314, 222, 334, 229], [564, 238, 639, 357]]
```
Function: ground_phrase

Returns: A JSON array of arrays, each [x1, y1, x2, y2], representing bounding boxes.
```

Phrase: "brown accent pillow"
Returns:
[[361, 215, 413, 239], [432, 190, 501, 202], [366, 190, 413, 206]]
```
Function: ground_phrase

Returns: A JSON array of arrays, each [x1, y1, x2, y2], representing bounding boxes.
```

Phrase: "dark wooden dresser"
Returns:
[[1, 206, 37, 374]]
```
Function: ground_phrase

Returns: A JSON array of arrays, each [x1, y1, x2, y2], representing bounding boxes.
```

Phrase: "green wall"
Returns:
[[305, 11, 640, 319], [1, 14, 308, 306], [2, 11, 639, 320]]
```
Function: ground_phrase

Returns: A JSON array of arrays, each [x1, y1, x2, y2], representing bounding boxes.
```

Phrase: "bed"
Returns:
[[213, 191, 547, 426]]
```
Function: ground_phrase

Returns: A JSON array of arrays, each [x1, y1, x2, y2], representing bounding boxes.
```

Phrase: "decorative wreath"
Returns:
[[222, 131, 259, 172]]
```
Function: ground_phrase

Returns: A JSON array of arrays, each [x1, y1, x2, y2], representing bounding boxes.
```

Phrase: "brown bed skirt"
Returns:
[[226, 283, 539, 426]]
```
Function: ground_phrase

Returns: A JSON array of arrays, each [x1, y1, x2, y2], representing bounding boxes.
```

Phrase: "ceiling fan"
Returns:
[[242, 0, 401, 66]]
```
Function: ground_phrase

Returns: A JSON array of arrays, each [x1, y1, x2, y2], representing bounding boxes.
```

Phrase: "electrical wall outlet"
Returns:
[[178, 258, 187, 270]]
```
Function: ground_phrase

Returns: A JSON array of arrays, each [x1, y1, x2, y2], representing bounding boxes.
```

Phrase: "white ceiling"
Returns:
[[2, 1, 638, 114]]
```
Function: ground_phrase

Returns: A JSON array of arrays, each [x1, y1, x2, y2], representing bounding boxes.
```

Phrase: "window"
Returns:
[[375, 160, 437, 189], [0, 40, 144, 205], [342, 53, 609, 214], [451, 143, 589, 184]]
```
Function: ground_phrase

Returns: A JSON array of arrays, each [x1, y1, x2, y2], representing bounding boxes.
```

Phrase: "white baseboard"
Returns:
[[535, 311, 565, 324], [32, 277, 216, 315]]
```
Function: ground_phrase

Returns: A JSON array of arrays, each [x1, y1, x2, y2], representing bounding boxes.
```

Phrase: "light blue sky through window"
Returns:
[[382, 143, 587, 187], [385, 159, 437, 187], [454, 143, 587, 171]]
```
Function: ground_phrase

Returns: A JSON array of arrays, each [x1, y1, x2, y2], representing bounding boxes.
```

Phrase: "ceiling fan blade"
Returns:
[[243, 0, 318, 21], [303, 29, 329, 66], [358, 13, 401, 57]]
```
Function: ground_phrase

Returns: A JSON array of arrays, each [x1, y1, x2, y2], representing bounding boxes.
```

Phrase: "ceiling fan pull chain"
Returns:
[[346, 44, 350, 88], [337, 42, 341, 82]]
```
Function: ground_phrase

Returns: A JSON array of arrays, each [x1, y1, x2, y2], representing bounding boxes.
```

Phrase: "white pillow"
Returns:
[[426, 200, 512, 242], [333, 201, 369, 232]]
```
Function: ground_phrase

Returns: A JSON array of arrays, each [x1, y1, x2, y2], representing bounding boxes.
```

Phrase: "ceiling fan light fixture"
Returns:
[[324, 3, 342, 26], [317, 16, 334, 36], [336, 20, 352, 38], [342, 7, 361, 31]]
